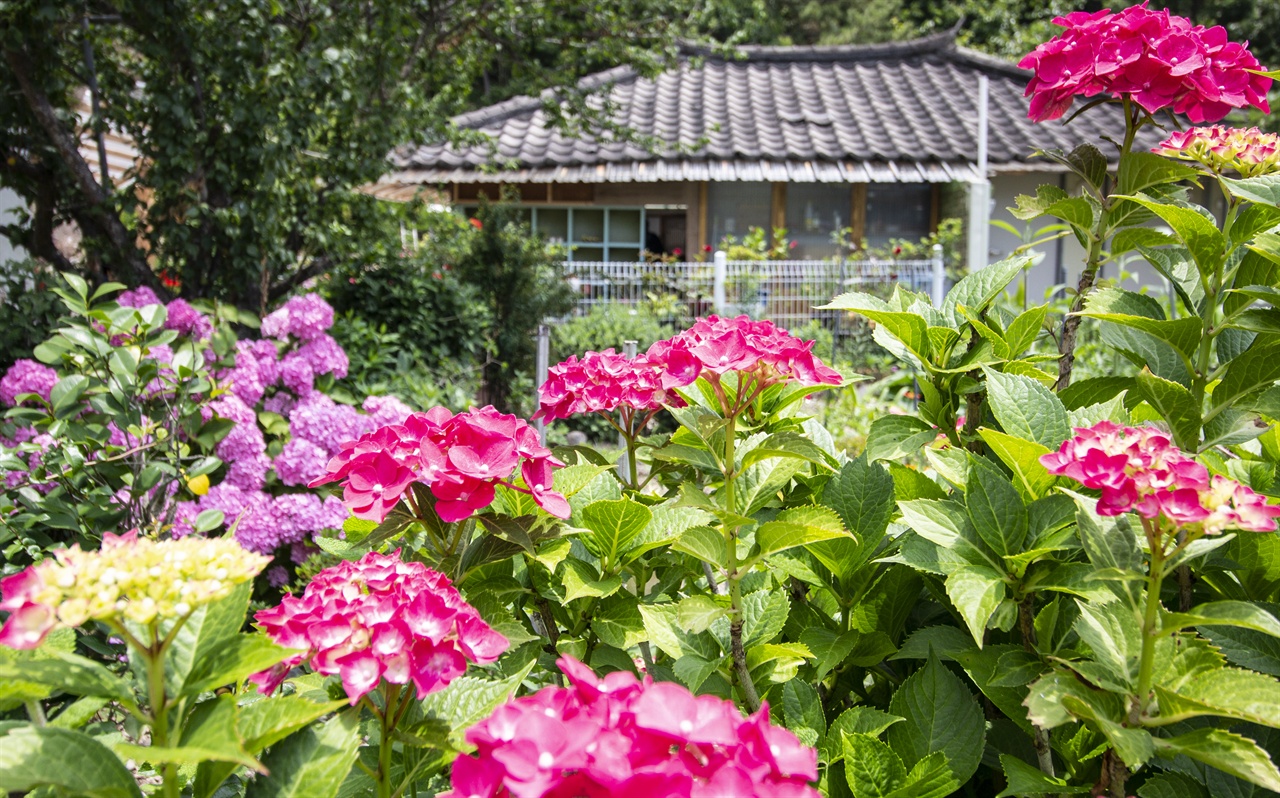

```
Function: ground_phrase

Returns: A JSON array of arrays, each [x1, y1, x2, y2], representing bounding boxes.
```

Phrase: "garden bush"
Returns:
[[4, 7, 1280, 798]]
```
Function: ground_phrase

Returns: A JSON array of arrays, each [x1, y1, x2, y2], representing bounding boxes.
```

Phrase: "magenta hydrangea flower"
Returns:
[[311, 406, 570, 523], [534, 348, 684, 424], [1019, 4, 1271, 123], [445, 656, 819, 798], [279, 353, 316, 395], [1041, 421, 1280, 533], [250, 551, 507, 703], [0, 359, 59, 407], [362, 394, 415, 427], [261, 294, 335, 341], [116, 286, 162, 308], [1156, 126, 1280, 177], [220, 339, 280, 406]]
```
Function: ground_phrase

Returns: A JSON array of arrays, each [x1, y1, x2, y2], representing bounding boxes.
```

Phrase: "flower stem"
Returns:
[[721, 413, 761, 712], [144, 628, 178, 798], [377, 684, 401, 798], [1132, 521, 1167, 728]]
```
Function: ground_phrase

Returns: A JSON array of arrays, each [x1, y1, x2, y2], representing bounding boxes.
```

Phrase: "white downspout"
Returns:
[[967, 74, 991, 274]]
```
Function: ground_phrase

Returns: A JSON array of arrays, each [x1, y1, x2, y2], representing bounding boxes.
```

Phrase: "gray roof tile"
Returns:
[[390, 31, 1163, 184]]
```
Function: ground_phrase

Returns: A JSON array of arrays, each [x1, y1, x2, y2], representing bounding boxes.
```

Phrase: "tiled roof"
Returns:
[[388, 31, 1162, 185]]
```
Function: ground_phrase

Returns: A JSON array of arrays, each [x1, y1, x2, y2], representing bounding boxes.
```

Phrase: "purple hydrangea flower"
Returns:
[[266, 565, 290, 588], [164, 298, 214, 340], [291, 540, 319, 564], [0, 360, 59, 407], [274, 437, 329, 487], [279, 353, 316, 396], [297, 334, 349, 380], [116, 286, 162, 308], [289, 393, 373, 455], [321, 494, 350, 530], [220, 340, 280, 406], [263, 393, 297, 417], [261, 294, 334, 341], [362, 394, 414, 427], [272, 493, 327, 544], [202, 393, 257, 426], [224, 453, 271, 491]]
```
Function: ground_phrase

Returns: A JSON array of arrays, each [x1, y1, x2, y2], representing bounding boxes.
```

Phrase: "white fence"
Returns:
[[563, 246, 945, 331]]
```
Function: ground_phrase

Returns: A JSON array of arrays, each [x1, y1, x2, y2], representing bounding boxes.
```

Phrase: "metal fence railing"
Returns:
[[563, 246, 945, 331]]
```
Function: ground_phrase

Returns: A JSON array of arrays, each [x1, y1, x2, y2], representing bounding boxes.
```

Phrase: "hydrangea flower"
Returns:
[[116, 286, 162, 308], [534, 348, 683, 423], [644, 316, 841, 415], [445, 656, 819, 798], [290, 392, 374, 456], [163, 298, 214, 340], [1019, 4, 1271, 123], [311, 406, 569, 523], [1156, 126, 1280, 177], [1040, 421, 1280, 533], [0, 359, 59, 407], [261, 294, 335, 341], [363, 394, 414, 427], [0, 531, 268, 649], [275, 437, 331, 486], [250, 551, 506, 703]]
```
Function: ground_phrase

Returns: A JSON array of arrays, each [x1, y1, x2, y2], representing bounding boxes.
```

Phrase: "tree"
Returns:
[[0, 0, 685, 309]]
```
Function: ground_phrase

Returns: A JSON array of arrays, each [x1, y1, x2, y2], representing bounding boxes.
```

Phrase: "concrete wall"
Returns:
[[0, 188, 26, 264]]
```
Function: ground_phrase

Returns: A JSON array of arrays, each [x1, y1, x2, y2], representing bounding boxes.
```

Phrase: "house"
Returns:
[[382, 30, 1169, 302]]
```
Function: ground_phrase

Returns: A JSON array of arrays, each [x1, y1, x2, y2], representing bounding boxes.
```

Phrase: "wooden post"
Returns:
[[698, 181, 709, 256], [850, 184, 867, 246], [770, 182, 787, 242]]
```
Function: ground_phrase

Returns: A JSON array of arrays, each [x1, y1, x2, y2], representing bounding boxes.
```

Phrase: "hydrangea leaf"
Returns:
[[887, 653, 985, 783]]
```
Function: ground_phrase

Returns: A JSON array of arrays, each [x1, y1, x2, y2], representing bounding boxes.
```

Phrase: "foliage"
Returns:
[[0, 260, 63, 371], [716, 226, 793, 260], [0, 0, 689, 306], [454, 200, 577, 414]]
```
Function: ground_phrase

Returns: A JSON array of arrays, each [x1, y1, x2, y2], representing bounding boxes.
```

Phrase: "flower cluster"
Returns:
[[1041, 421, 1280, 534], [220, 297, 346, 405], [445, 656, 818, 798], [650, 315, 842, 395], [0, 531, 268, 649], [534, 348, 681, 423], [250, 551, 506, 703], [312, 406, 569, 523], [260, 294, 335, 341], [1156, 126, 1280, 177], [117, 287, 214, 340], [0, 359, 58, 407], [1019, 4, 1271, 123]]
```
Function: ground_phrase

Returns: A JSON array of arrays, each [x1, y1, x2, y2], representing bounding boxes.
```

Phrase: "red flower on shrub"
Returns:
[[442, 655, 819, 798], [534, 349, 682, 424], [469, 218, 484, 230], [250, 551, 506, 703], [1019, 4, 1271, 123], [310, 406, 569, 522]]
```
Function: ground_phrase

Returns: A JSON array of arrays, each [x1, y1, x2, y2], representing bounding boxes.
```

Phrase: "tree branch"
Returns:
[[268, 256, 333, 302], [3, 42, 167, 296]]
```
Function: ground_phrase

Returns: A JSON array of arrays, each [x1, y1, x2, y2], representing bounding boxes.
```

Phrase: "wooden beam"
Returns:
[[770, 182, 786, 236], [930, 184, 940, 233], [850, 183, 867, 246], [698, 181, 709, 255]]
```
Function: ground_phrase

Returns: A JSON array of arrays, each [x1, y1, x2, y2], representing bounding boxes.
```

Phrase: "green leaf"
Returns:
[[734, 456, 806, 516], [1079, 287, 1202, 360], [824, 455, 895, 540], [670, 526, 727, 567], [419, 665, 533, 744], [944, 254, 1034, 323], [1136, 773, 1208, 798], [1214, 338, 1280, 417], [945, 565, 1007, 646], [996, 754, 1091, 796], [638, 603, 718, 661], [182, 634, 298, 698], [740, 430, 834, 470], [165, 581, 251, 697], [801, 627, 895, 679], [864, 415, 940, 463], [592, 594, 647, 650], [49, 374, 90, 418], [1200, 623, 1280, 677], [1157, 667, 1280, 727], [246, 709, 361, 798], [578, 498, 652, 564], [1005, 305, 1049, 355], [1074, 600, 1141, 691], [559, 559, 622, 602], [978, 429, 1056, 501], [1161, 601, 1280, 638], [677, 595, 730, 634], [783, 680, 826, 746], [1152, 728, 1280, 792], [886, 653, 985, 783], [1135, 368, 1202, 451], [742, 589, 789, 648], [1118, 151, 1200, 195], [898, 498, 967, 549], [983, 367, 1071, 448], [843, 731, 908, 798], [1113, 196, 1226, 278], [0, 649, 134, 703], [1224, 174, 1280, 208], [552, 464, 613, 497], [0, 724, 141, 798], [752, 505, 852, 562], [966, 455, 1028, 557], [821, 293, 931, 363]]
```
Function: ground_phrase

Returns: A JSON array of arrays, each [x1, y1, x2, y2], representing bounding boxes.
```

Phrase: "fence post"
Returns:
[[713, 250, 727, 314], [618, 340, 638, 479], [931, 243, 946, 308], [534, 324, 551, 445]]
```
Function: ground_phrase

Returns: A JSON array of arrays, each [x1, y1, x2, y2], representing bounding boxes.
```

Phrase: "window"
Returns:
[[459, 206, 646, 262], [708, 182, 771, 246], [785, 184, 850, 259], [865, 184, 933, 248]]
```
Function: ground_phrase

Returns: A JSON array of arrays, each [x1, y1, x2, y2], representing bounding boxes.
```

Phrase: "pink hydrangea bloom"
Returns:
[[643, 316, 841, 411], [1041, 421, 1280, 533], [297, 334, 349, 380], [1019, 4, 1271, 123], [0, 359, 59, 407], [279, 352, 316, 395], [310, 406, 569, 523], [261, 294, 335, 341], [534, 348, 684, 424], [250, 551, 507, 703], [1156, 126, 1280, 177], [444, 656, 819, 798], [220, 339, 280, 406], [290, 392, 374, 456], [116, 286, 162, 308]]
